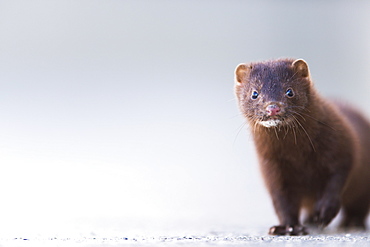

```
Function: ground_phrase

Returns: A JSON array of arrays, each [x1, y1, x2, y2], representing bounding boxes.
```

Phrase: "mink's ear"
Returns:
[[292, 59, 310, 78], [235, 63, 252, 84]]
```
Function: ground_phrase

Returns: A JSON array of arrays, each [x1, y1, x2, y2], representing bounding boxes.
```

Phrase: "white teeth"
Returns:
[[260, 119, 281, 128]]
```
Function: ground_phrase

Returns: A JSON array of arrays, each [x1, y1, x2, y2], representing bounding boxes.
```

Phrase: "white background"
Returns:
[[0, 0, 370, 237]]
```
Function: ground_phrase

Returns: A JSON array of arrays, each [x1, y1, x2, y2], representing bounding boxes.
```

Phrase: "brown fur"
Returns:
[[234, 58, 370, 235]]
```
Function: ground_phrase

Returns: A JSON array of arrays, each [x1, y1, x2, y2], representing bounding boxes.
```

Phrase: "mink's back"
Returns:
[[332, 100, 370, 206], [333, 100, 370, 160]]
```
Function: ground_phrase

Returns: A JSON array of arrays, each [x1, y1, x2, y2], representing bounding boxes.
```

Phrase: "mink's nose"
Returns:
[[266, 104, 281, 116]]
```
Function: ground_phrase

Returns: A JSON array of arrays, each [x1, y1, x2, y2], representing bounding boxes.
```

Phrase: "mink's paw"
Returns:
[[312, 197, 341, 227], [269, 225, 308, 236]]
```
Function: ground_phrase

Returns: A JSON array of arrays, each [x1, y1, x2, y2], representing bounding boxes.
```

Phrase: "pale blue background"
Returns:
[[0, 0, 369, 237]]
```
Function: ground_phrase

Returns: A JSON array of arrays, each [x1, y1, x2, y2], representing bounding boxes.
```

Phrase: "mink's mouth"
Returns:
[[259, 116, 283, 128]]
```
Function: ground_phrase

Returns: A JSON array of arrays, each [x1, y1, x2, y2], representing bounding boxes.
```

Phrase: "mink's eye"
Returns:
[[251, 91, 259, 100], [285, 88, 294, 98]]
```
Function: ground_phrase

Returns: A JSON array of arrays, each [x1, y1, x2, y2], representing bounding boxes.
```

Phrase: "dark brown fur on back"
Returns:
[[234, 58, 370, 235]]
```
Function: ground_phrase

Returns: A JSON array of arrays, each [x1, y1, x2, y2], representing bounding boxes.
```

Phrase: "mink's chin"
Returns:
[[259, 119, 282, 128], [257, 115, 291, 128]]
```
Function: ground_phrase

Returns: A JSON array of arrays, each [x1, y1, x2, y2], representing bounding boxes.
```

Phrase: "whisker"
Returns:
[[273, 126, 279, 140], [289, 116, 299, 145], [292, 124, 297, 145], [233, 120, 248, 146], [291, 115, 316, 152], [290, 110, 307, 122], [288, 106, 336, 131], [283, 123, 290, 140], [297, 112, 337, 131], [230, 113, 245, 119], [289, 105, 311, 113], [253, 118, 259, 135]]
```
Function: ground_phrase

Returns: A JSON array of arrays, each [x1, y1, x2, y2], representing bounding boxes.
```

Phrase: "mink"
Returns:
[[234, 58, 370, 235]]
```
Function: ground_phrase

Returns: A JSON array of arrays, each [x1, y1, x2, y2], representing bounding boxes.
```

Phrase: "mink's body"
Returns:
[[234, 58, 370, 235]]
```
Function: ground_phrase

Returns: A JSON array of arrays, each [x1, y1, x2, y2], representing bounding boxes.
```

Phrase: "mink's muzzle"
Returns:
[[244, 102, 289, 128]]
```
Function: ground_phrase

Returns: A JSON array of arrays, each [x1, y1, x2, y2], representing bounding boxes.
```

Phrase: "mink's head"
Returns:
[[234, 58, 313, 128]]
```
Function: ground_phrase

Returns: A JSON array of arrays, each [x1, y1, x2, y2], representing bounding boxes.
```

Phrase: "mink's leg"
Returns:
[[268, 190, 308, 236], [311, 173, 345, 228], [340, 168, 370, 229], [340, 212, 367, 229], [340, 198, 369, 229]]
